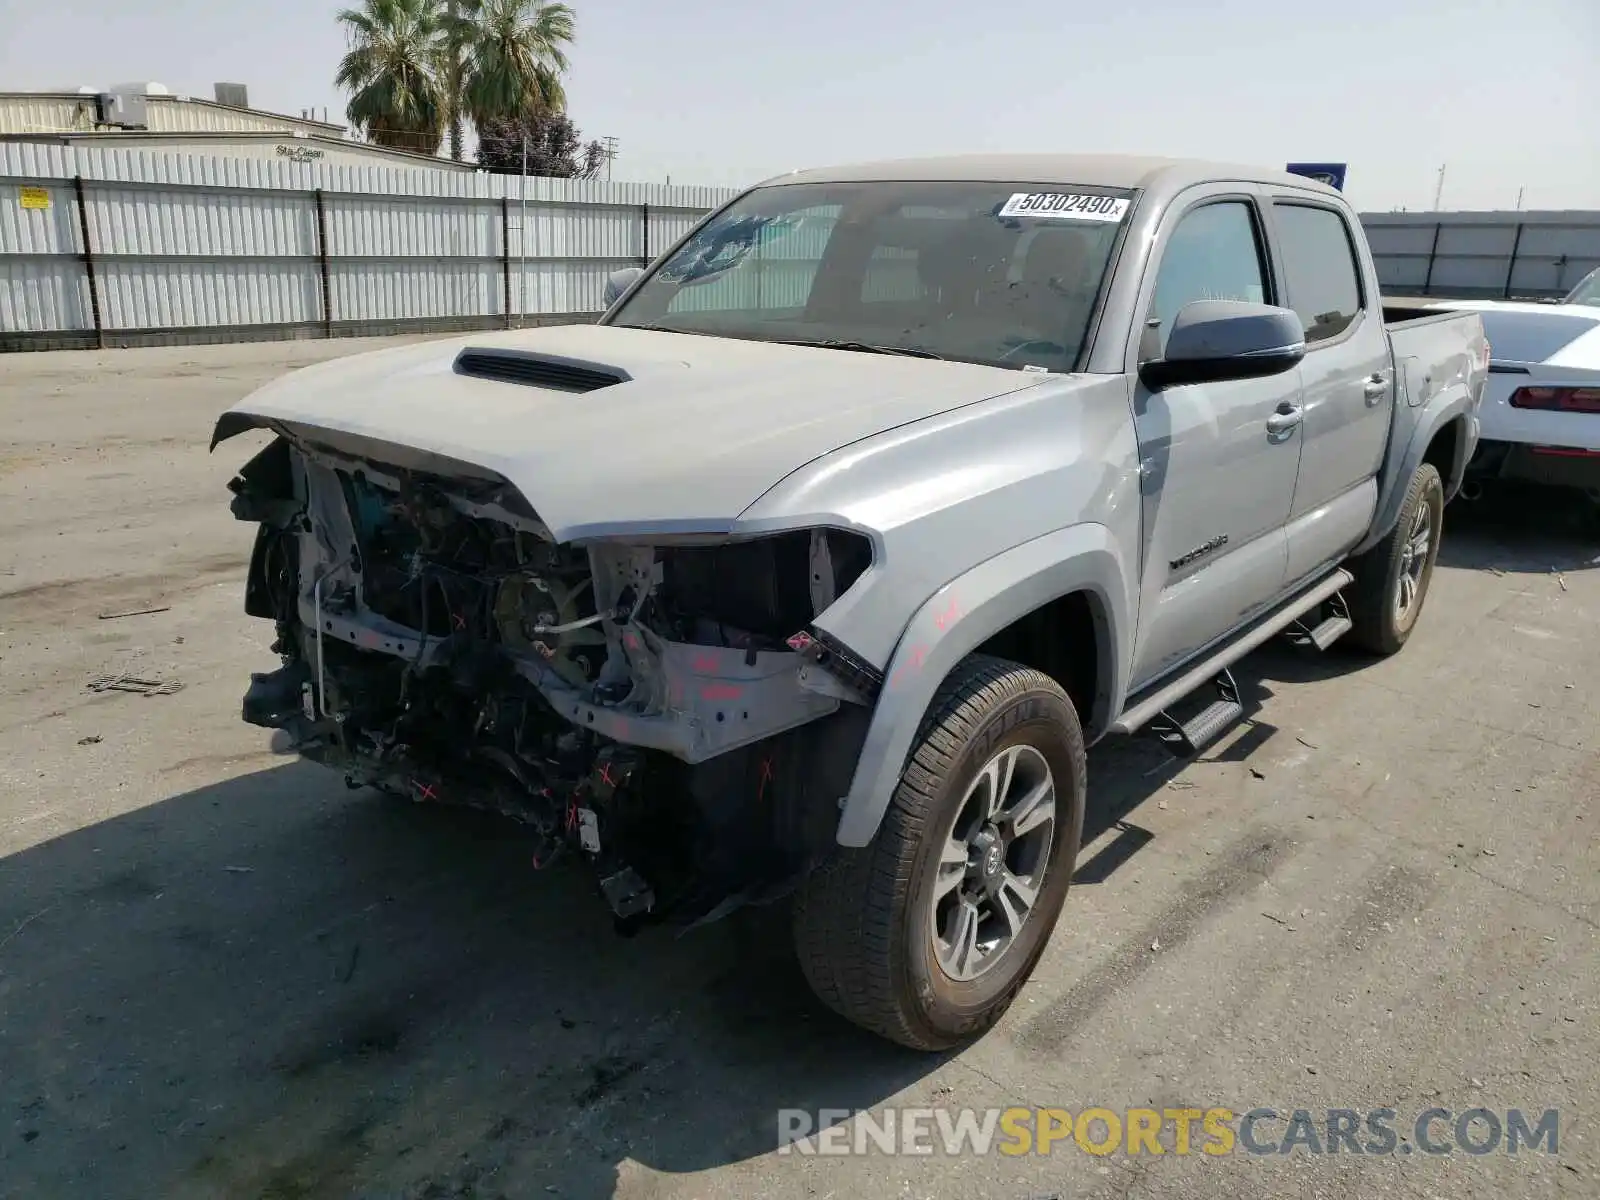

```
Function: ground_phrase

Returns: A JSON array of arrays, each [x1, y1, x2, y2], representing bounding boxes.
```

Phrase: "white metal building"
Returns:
[[0, 82, 474, 174]]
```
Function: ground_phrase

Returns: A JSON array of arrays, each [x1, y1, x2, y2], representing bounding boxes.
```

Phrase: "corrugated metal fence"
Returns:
[[0, 142, 738, 351], [9, 144, 1598, 353], [1360, 210, 1600, 301]]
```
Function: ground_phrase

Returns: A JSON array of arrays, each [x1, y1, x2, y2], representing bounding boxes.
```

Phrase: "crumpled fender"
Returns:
[[834, 522, 1132, 847]]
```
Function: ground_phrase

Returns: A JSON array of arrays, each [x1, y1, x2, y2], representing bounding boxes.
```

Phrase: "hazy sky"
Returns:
[[1, 0, 1596, 212]]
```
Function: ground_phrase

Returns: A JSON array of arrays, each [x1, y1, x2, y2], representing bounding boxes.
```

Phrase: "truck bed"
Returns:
[[1344, 300, 1488, 556], [1383, 303, 1486, 386], [1383, 302, 1473, 330]]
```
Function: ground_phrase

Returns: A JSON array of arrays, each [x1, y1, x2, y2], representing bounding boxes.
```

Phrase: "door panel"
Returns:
[[1283, 475, 1377, 585], [1130, 370, 1303, 687], [1270, 202, 1393, 555], [1126, 193, 1304, 691], [1292, 322, 1391, 524]]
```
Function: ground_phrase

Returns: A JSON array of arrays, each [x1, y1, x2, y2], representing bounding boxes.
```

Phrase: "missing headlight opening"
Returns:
[[230, 434, 876, 932]]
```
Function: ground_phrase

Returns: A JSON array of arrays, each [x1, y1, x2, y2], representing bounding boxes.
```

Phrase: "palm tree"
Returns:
[[335, 0, 449, 156], [442, 0, 466, 162], [445, 0, 577, 160]]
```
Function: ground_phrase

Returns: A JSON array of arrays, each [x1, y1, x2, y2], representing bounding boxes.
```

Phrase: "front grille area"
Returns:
[[453, 348, 629, 393]]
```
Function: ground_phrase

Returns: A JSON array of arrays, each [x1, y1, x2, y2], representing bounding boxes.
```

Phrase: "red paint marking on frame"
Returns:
[[692, 653, 720, 673], [623, 633, 640, 651], [701, 683, 743, 702], [935, 594, 960, 632], [890, 643, 928, 689]]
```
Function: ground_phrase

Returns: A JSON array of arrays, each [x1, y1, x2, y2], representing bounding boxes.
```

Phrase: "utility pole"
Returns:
[[1432, 163, 1447, 211], [1515, 186, 1525, 211], [601, 136, 619, 181]]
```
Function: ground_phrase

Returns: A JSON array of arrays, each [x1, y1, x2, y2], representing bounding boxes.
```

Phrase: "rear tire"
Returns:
[[791, 654, 1086, 1050], [1345, 461, 1444, 655]]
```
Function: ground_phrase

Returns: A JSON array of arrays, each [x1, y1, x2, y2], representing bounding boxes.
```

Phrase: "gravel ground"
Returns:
[[1, 337, 1595, 1200]]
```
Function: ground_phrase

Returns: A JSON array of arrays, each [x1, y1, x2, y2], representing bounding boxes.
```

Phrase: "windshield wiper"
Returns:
[[774, 338, 946, 360], [613, 322, 688, 335]]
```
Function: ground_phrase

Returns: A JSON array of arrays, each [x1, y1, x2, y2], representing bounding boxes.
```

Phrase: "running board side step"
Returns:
[[1286, 591, 1352, 651], [1148, 668, 1242, 757], [1111, 568, 1355, 740]]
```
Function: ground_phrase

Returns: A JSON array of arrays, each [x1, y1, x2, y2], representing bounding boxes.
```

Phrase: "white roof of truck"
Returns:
[[763, 153, 1342, 197]]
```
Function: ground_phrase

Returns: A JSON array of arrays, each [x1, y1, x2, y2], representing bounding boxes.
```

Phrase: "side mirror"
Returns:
[[603, 266, 644, 309], [1139, 300, 1305, 390]]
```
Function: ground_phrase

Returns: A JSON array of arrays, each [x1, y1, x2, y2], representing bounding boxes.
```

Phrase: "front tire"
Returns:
[[1345, 461, 1445, 655], [792, 654, 1086, 1050]]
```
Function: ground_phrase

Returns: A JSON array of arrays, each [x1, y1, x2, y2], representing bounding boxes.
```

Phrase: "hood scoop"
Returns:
[[453, 347, 632, 393]]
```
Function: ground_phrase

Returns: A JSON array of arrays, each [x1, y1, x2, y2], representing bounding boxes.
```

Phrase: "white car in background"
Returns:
[[1564, 267, 1600, 306], [1433, 298, 1600, 502]]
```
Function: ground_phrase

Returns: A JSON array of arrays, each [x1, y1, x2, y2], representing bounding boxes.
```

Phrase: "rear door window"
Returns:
[[1272, 203, 1364, 344]]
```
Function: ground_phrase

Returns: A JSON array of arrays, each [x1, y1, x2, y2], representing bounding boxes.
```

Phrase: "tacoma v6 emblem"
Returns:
[[1169, 534, 1228, 571]]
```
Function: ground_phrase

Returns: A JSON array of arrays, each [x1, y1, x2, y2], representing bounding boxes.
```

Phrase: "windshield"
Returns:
[[606, 179, 1132, 372], [1565, 268, 1600, 306]]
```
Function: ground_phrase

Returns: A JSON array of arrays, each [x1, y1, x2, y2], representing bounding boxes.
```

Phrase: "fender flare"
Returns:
[[833, 522, 1132, 847], [1352, 392, 1479, 558]]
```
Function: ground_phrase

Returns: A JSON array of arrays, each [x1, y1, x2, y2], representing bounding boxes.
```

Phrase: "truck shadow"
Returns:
[[5, 509, 1591, 1197], [1441, 484, 1599, 573], [0, 762, 941, 1199], [0, 677, 1348, 1199], [1070, 686, 1284, 889], [1073, 504, 1599, 889]]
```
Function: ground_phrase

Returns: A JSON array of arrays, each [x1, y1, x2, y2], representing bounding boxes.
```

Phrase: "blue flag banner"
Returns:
[[1285, 163, 1348, 191]]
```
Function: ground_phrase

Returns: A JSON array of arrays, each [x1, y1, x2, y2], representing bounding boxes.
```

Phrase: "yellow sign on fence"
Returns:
[[19, 186, 51, 210]]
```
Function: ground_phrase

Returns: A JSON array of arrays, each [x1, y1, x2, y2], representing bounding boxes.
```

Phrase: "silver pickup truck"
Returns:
[[213, 154, 1488, 1050]]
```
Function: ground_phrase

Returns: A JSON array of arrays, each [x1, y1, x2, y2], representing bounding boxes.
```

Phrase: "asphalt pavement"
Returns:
[[1, 338, 1595, 1200]]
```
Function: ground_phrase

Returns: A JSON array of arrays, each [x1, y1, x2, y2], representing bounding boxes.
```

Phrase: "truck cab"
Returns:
[[216, 154, 1487, 1051]]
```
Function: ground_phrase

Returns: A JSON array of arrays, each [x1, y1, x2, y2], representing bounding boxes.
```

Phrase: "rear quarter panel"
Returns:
[[1354, 310, 1486, 554]]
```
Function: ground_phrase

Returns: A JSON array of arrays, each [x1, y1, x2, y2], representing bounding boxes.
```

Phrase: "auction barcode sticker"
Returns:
[[997, 192, 1129, 221]]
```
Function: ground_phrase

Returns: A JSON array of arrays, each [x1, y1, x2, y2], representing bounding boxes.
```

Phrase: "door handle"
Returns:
[[1266, 404, 1303, 435], [1363, 374, 1389, 403]]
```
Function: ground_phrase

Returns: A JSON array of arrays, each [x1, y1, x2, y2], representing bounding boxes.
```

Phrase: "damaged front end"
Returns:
[[226, 431, 883, 931]]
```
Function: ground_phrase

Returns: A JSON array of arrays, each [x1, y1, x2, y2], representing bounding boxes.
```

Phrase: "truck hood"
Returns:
[[212, 324, 1045, 541]]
